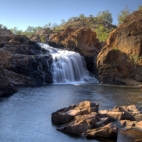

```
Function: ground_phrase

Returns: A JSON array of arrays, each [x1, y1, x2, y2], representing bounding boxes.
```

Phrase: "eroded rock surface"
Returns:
[[52, 101, 142, 141], [97, 10, 142, 85], [0, 33, 53, 97]]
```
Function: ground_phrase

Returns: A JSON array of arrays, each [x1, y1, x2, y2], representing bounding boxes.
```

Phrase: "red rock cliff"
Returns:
[[97, 10, 142, 85]]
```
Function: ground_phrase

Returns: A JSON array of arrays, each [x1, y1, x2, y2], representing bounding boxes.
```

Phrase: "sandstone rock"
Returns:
[[52, 105, 76, 125], [94, 117, 109, 128], [99, 110, 124, 121], [86, 123, 118, 140], [112, 105, 142, 121], [52, 101, 142, 140], [52, 101, 98, 125], [119, 120, 136, 130], [135, 121, 142, 131], [97, 10, 142, 84], [57, 112, 98, 135]]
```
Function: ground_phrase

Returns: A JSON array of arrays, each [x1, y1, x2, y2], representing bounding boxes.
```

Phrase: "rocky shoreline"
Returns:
[[51, 101, 142, 141]]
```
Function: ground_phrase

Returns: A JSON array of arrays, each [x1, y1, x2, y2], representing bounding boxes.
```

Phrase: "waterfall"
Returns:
[[38, 43, 98, 83]]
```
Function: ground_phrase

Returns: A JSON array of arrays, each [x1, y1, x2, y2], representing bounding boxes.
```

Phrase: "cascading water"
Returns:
[[38, 43, 98, 83]]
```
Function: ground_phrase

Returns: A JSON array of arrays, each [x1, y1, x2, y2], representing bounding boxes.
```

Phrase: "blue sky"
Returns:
[[0, 0, 141, 30]]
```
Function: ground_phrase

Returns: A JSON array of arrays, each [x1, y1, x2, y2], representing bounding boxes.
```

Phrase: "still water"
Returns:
[[0, 83, 142, 142]]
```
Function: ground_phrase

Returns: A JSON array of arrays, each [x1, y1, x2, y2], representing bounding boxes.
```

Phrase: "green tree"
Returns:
[[79, 14, 85, 20], [117, 6, 132, 25], [61, 19, 65, 25], [44, 22, 51, 28], [96, 10, 113, 24], [10, 27, 19, 34], [95, 25, 111, 42], [138, 5, 142, 10]]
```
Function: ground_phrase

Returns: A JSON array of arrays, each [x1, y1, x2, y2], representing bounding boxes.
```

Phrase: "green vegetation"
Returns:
[[40, 36, 45, 42], [114, 47, 119, 52], [117, 6, 132, 25], [95, 25, 112, 42], [0, 24, 8, 30], [96, 10, 113, 24], [138, 5, 142, 10], [130, 55, 142, 63]]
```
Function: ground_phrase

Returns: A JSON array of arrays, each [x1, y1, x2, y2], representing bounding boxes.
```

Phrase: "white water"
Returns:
[[38, 43, 98, 83]]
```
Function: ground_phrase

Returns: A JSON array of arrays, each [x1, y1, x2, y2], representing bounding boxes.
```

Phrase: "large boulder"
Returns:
[[52, 101, 98, 125], [86, 123, 118, 140], [57, 112, 98, 135], [97, 10, 142, 85]]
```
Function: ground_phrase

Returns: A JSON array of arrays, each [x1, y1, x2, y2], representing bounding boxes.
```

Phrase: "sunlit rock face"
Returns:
[[97, 10, 142, 85]]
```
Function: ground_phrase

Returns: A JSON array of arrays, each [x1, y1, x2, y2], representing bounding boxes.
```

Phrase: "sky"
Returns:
[[0, 0, 141, 31]]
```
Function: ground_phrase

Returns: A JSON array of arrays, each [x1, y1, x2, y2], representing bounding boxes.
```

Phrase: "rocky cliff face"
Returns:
[[48, 27, 101, 73], [97, 10, 142, 85], [0, 32, 53, 97]]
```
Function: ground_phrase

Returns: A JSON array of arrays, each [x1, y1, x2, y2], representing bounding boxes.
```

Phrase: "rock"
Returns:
[[0, 67, 17, 97], [99, 110, 124, 121], [0, 29, 14, 36], [86, 123, 118, 140], [135, 121, 142, 131], [0, 33, 53, 96], [30, 28, 52, 43], [52, 101, 98, 125], [51, 105, 76, 125], [97, 10, 142, 85], [94, 117, 109, 128], [119, 120, 136, 130], [52, 101, 142, 140], [57, 112, 98, 135]]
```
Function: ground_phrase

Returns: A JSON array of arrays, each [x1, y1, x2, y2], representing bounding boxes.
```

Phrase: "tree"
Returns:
[[44, 22, 52, 28], [79, 14, 85, 20], [96, 10, 113, 24], [117, 6, 132, 25], [95, 25, 111, 42], [10, 27, 19, 34], [138, 5, 142, 10], [61, 19, 65, 25]]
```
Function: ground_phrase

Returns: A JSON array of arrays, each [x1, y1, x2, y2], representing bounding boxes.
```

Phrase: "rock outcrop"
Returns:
[[52, 101, 142, 141], [0, 33, 53, 97], [97, 10, 142, 85]]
